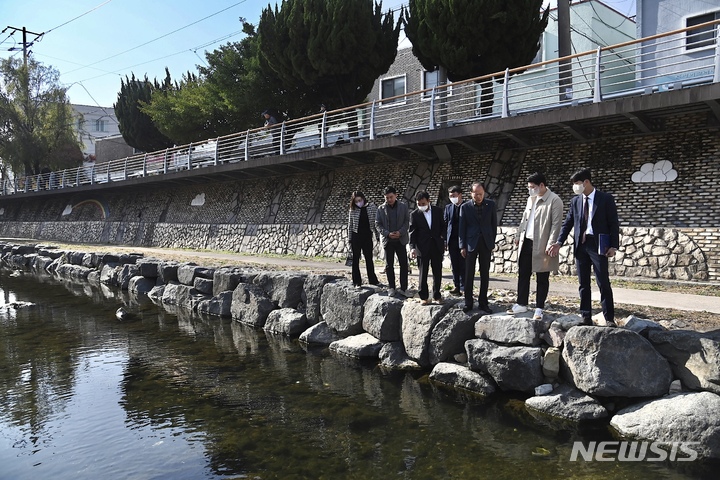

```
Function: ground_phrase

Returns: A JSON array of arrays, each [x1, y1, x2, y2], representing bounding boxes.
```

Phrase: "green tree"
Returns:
[[404, 0, 549, 113], [258, 0, 402, 113], [114, 72, 174, 152], [0, 57, 82, 176]]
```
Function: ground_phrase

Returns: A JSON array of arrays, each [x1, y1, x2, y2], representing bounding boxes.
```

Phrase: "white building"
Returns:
[[636, 0, 719, 87], [369, 0, 636, 119], [71, 104, 121, 159]]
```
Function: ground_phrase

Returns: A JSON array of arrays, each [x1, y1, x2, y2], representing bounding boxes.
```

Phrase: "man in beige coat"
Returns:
[[508, 172, 564, 319]]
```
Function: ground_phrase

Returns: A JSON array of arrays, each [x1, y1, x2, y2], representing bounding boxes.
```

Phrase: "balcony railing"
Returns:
[[3, 19, 719, 196]]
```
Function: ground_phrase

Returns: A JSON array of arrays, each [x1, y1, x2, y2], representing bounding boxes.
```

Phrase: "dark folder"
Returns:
[[598, 233, 612, 256]]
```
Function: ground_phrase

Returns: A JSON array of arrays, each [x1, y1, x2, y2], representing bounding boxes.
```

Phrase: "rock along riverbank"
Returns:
[[3, 241, 720, 461]]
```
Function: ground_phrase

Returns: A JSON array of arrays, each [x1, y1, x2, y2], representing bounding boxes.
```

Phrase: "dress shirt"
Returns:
[[423, 208, 432, 229], [584, 189, 596, 236]]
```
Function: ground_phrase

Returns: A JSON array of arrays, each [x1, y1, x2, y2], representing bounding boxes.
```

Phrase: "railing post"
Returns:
[[187, 143, 192, 169], [429, 87, 436, 130], [123, 157, 128, 180], [321, 112, 327, 148], [90, 164, 95, 185], [244, 130, 250, 160], [280, 122, 286, 155], [594, 46, 603, 103], [163, 148, 169, 174], [106, 161, 111, 182], [61, 170, 66, 188], [370, 100, 376, 140], [214, 137, 219, 165], [143, 153, 147, 177], [501, 68, 510, 118], [714, 26, 720, 84], [76, 168, 80, 186]]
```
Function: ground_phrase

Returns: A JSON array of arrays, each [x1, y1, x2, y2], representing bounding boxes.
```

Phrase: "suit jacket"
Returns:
[[443, 201, 464, 245], [409, 206, 446, 257], [375, 200, 410, 246], [458, 198, 498, 252], [557, 189, 619, 252]]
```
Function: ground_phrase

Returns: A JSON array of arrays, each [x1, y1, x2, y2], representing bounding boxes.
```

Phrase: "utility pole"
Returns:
[[2, 26, 43, 67], [557, 0, 573, 101]]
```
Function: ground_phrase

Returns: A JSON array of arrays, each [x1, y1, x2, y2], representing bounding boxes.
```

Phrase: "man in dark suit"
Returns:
[[444, 185, 465, 295], [410, 191, 446, 305], [459, 182, 498, 313], [548, 168, 619, 326]]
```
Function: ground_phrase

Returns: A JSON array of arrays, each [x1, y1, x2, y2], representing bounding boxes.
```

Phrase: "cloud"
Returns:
[[191, 193, 206, 206], [631, 160, 678, 183]]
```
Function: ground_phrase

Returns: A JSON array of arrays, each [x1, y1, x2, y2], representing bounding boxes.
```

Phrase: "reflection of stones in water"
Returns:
[[399, 373, 432, 426], [197, 313, 236, 354], [319, 355, 384, 404], [264, 331, 299, 380], [100, 283, 116, 300], [231, 321, 261, 357]]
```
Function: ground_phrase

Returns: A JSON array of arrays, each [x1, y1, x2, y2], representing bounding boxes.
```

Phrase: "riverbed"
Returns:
[[0, 270, 710, 479]]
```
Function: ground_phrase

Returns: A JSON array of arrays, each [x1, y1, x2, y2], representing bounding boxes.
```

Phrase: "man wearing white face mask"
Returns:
[[410, 191, 446, 305], [548, 168, 619, 326], [507, 172, 564, 320]]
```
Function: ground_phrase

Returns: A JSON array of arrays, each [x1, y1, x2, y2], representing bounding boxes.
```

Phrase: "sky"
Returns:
[[0, 0, 636, 109]]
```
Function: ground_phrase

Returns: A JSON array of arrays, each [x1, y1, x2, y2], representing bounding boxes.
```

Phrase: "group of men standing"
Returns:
[[370, 168, 619, 325]]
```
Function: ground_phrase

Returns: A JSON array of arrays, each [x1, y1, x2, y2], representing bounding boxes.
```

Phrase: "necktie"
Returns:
[[581, 195, 589, 243]]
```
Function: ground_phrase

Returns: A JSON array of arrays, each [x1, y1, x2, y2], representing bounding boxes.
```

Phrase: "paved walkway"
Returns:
[[120, 247, 720, 315]]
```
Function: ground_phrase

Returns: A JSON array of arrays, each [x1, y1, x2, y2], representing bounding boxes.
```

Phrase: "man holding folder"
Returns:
[[548, 169, 619, 326]]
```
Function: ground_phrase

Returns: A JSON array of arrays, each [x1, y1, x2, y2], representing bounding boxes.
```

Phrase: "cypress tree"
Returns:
[[258, 0, 402, 113], [404, 0, 549, 113], [114, 73, 174, 152]]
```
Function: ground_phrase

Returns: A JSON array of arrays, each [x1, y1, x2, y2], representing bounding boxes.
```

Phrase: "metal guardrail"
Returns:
[[3, 19, 719, 196]]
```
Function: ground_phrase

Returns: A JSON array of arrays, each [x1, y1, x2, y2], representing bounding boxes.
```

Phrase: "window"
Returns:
[[380, 75, 406, 105], [686, 11, 719, 50], [422, 69, 452, 99], [94, 119, 107, 132], [76, 119, 85, 131]]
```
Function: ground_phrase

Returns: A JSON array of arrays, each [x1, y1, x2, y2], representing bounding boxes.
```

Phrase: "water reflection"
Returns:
[[0, 270, 715, 479]]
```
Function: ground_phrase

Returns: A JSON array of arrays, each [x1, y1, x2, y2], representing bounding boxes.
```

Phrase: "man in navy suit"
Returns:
[[548, 168, 619, 326], [410, 191, 446, 304], [459, 182, 498, 314], [443, 185, 465, 295]]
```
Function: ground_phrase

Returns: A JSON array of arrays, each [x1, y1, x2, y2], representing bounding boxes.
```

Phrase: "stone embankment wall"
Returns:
[[3, 241, 719, 460], [0, 111, 718, 281]]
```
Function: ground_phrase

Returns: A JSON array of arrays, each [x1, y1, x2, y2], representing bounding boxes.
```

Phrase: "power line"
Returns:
[[62, 0, 250, 75], [69, 29, 246, 86], [43, 0, 114, 35]]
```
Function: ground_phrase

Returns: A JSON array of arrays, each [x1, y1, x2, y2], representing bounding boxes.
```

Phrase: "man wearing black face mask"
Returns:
[[548, 168, 619, 326]]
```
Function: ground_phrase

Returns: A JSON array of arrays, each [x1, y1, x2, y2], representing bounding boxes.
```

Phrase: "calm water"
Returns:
[[0, 270, 714, 479]]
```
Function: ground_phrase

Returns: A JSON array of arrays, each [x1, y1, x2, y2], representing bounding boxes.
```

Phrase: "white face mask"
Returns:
[[355, 201, 365, 208], [573, 183, 584, 195], [418, 205, 429, 212], [528, 187, 539, 197], [450, 196, 460, 205]]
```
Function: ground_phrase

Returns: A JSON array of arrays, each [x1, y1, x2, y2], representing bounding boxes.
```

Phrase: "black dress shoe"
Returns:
[[581, 316, 593, 326], [479, 305, 492, 315], [449, 287, 461, 296], [462, 305, 473, 313]]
